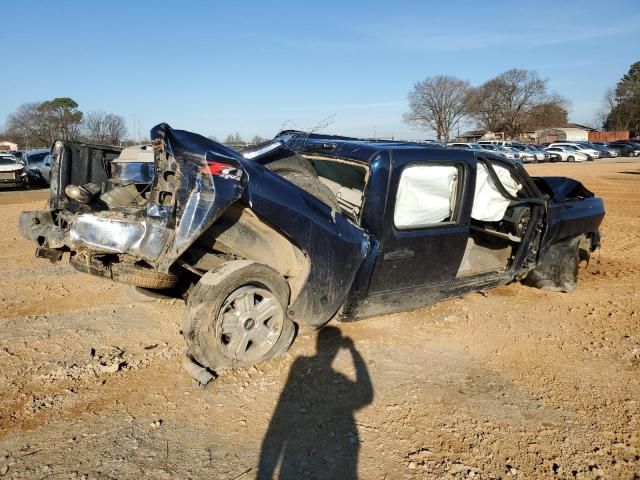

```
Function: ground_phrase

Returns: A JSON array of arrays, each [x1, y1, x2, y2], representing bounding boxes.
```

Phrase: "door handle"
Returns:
[[383, 249, 415, 260]]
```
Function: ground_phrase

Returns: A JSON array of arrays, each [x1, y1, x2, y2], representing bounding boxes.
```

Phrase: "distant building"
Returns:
[[457, 124, 628, 144], [454, 130, 507, 142], [537, 127, 590, 143], [0, 141, 18, 151], [454, 130, 486, 142], [565, 123, 596, 132]]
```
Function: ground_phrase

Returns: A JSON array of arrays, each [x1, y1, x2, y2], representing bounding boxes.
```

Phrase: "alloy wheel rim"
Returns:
[[215, 285, 284, 363]]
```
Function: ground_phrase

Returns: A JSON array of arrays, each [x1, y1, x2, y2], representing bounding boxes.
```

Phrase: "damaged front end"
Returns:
[[19, 124, 248, 288]]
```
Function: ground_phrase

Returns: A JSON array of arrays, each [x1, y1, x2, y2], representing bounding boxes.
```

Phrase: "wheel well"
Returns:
[[185, 204, 310, 303]]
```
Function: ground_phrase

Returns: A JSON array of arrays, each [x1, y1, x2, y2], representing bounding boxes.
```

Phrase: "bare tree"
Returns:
[[103, 113, 127, 145], [250, 135, 268, 145], [402, 75, 471, 141], [467, 69, 563, 137], [224, 132, 244, 147], [83, 111, 127, 145], [595, 88, 616, 130], [83, 111, 109, 143], [4, 103, 43, 148]]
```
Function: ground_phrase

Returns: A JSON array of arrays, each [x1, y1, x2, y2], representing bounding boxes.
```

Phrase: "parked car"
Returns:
[[591, 142, 619, 157], [503, 145, 535, 163], [602, 142, 634, 157], [548, 143, 600, 160], [22, 148, 52, 184], [545, 151, 563, 162], [447, 142, 484, 150], [579, 142, 611, 158], [19, 124, 604, 375], [544, 146, 589, 162], [493, 146, 520, 161], [477, 140, 509, 147], [510, 144, 550, 163], [476, 145, 524, 164], [0, 153, 28, 186], [37, 154, 53, 184], [610, 141, 640, 157]]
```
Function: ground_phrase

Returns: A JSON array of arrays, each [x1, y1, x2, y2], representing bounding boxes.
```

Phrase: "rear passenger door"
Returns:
[[363, 149, 473, 316]]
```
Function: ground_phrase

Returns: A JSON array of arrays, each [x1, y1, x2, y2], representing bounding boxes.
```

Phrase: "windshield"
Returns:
[[26, 152, 48, 164]]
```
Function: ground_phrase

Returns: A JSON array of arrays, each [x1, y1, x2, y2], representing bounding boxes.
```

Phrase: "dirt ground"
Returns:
[[0, 159, 639, 479]]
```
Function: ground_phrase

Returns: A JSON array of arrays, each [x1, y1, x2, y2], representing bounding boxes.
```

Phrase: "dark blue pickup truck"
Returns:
[[19, 124, 604, 374]]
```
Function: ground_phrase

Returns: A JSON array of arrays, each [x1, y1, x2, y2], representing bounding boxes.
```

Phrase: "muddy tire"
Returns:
[[183, 260, 296, 372], [70, 255, 178, 289], [523, 236, 581, 292]]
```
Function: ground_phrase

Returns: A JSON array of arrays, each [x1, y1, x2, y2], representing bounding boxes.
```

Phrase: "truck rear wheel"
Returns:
[[183, 260, 296, 372]]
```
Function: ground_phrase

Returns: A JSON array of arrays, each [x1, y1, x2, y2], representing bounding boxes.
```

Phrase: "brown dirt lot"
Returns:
[[0, 160, 639, 479]]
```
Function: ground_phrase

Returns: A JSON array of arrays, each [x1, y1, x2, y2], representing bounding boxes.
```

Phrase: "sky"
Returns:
[[1, 0, 639, 141]]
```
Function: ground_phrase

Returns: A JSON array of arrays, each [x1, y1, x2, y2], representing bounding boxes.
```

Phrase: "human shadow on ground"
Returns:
[[258, 326, 373, 480]]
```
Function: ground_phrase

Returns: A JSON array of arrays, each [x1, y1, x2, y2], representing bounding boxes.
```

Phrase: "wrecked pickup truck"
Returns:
[[19, 124, 604, 372]]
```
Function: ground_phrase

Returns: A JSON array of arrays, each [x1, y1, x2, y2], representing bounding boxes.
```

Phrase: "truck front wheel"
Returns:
[[183, 260, 296, 372], [523, 236, 582, 292]]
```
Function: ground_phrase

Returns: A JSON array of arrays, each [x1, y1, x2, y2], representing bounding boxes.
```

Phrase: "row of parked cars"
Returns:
[[446, 139, 640, 163], [0, 148, 52, 187]]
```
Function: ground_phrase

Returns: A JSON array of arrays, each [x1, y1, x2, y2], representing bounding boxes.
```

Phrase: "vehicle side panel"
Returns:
[[357, 148, 476, 317], [238, 161, 370, 328], [541, 198, 605, 254]]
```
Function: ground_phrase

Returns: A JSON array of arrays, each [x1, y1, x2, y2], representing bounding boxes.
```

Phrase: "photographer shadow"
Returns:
[[258, 326, 373, 480]]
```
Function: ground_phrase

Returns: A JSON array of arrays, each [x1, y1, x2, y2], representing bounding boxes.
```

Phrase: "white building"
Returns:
[[0, 141, 18, 151], [537, 128, 589, 143]]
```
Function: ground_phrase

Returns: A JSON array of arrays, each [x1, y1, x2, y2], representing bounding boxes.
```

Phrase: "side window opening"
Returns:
[[394, 164, 460, 229]]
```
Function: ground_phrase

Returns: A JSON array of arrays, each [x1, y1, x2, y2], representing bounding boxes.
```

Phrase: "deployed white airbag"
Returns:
[[472, 163, 521, 222], [395, 165, 458, 228]]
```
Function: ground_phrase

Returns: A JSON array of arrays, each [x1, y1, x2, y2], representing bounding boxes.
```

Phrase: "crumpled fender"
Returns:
[[533, 176, 604, 256], [149, 124, 249, 270], [532, 176, 594, 202]]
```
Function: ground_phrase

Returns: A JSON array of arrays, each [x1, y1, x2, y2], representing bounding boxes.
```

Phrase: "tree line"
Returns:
[[208, 133, 268, 146], [599, 61, 640, 137], [404, 62, 640, 141], [403, 68, 570, 141], [1, 97, 128, 148]]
